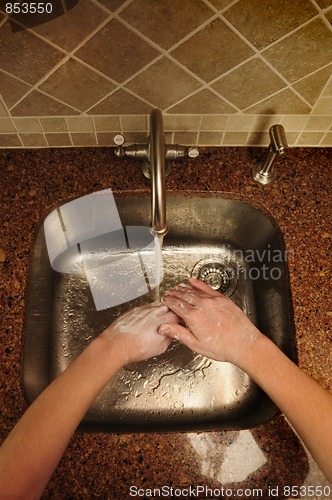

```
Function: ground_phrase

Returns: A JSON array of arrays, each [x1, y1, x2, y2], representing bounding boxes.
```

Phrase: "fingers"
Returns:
[[159, 323, 197, 351], [161, 293, 194, 322], [189, 277, 221, 297]]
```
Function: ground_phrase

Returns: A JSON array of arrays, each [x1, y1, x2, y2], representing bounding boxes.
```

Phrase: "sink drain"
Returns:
[[191, 257, 238, 296]]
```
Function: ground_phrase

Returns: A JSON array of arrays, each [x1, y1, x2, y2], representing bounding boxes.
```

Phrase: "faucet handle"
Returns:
[[188, 146, 199, 158], [165, 144, 199, 160], [113, 134, 125, 146]]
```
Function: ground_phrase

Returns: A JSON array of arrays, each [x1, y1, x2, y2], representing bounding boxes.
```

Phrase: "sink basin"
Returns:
[[23, 191, 295, 432]]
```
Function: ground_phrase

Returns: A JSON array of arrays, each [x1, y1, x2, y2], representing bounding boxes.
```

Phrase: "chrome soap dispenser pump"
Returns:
[[252, 124, 288, 185]]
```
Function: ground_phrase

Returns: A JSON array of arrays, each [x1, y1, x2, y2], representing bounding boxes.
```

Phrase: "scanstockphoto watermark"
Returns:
[[129, 484, 331, 498], [129, 485, 263, 497]]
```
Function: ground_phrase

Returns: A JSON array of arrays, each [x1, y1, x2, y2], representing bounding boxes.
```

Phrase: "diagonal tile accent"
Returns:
[[0, 70, 31, 108], [168, 88, 236, 114], [244, 88, 311, 114], [89, 89, 152, 115], [30, 1, 108, 51], [119, 0, 214, 50], [212, 58, 286, 110], [39, 58, 116, 112], [0, 0, 332, 147], [95, 0, 127, 10], [125, 57, 202, 109], [171, 18, 254, 82], [75, 18, 159, 83], [223, 0, 317, 50], [293, 65, 332, 105], [0, 20, 64, 84], [208, 0, 238, 10], [263, 19, 332, 83], [315, 0, 332, 7], [11, 89, 79, 116]]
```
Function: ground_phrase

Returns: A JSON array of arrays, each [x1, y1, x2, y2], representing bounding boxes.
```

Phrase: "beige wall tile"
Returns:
[[0, 101, 8, 117], [31, 2, 108, 51], [311, 97, 332, 115], [293, 66, 332, 105], [280, 116, 308, 131], [173, 131, 198, 145], [252, 115, 283, 130], [247, 131, 270, 146], [0, 71, 31, 109], [20, 134, 47, 147], [201, 115, 228, 130], [171, 18, 254, 82], [223, 131, 249, 145], [39, 59, 115, 112], [120, 0, 214, 49], [0, 118, 15, 133], [97, 132, 120, 146], [39, 117, 68, 133], [11, 90, 79, 116], [121, 115, 147, 131], [0, 134, 22, 147], [13, 117, 42, 133], [46, 133, 72, 147], [174, 115, 201, 130], [169, 89, 235, 114], [321, 132, 332, 145], [297, 131, 325, 145], [163, 115, 176, 131], [198, 131, 223, 145], [93, 116, 121, 131], [0, 21, 63, 84], [66, 116, 94, 132], [305, 116, 332, 131], [223, 0, 317, 50], [75, 19, 159, 83], [212, 58, 285, 110], [0, 0, 332, 148], [126, 58, 201, 109], [226, 115, 255, 131], [90, 89, 152, 115], [245, 89, 310, 114], [71, 133, 97, 146], [263, 20, 332, 83]]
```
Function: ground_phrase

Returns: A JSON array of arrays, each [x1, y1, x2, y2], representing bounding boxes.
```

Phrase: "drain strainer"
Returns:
[[191, 257, 238, 296]]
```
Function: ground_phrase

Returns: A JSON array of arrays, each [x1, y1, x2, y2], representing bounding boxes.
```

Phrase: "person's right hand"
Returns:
[[159, 278, 262, 366], [100, 301, 179, 366]]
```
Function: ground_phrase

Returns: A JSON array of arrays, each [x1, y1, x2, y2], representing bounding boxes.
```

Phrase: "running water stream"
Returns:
[[154, 233, 164, 302]]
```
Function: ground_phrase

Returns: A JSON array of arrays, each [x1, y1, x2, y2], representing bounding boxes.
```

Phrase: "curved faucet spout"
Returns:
[[149, 109, 168, 236]]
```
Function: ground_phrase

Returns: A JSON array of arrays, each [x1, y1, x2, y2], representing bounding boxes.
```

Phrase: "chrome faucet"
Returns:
[[252, 124, 288, 185], [114, 108, 199, 236]]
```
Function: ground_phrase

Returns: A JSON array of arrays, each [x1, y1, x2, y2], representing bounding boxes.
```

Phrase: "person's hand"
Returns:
[[100, 302, 180, 366], [159, 278, 262, 365]]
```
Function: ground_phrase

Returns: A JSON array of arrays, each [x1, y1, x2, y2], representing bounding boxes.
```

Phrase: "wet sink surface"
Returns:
[[24, 192, 295, 432]]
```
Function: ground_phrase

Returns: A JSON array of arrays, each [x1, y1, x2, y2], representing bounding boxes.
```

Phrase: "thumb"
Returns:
[[159, 324, 197, 351]]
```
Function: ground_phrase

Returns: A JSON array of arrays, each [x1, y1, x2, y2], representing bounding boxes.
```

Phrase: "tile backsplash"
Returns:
[[0, 0, 332, 148]]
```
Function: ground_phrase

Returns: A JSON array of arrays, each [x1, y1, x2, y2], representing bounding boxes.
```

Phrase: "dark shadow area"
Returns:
[[0, 0, 80, 32]]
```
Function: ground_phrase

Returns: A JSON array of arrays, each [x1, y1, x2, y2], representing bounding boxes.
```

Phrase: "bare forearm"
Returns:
[[0, 336, 123, 498], [242, 334, 332, 481]]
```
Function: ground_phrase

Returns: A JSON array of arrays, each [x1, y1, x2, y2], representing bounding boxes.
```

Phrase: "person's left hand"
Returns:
[[100, 302, 180, 366]]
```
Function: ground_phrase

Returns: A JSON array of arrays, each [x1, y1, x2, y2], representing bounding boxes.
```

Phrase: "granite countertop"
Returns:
[[0, 147, 331, 498]]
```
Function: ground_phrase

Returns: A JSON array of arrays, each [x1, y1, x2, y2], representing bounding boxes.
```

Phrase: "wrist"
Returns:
[[229, 324, 265, 369], [92, 333, 127, 374]]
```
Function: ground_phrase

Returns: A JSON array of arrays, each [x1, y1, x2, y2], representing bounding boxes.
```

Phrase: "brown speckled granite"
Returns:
[[0, 147, 331, 498]]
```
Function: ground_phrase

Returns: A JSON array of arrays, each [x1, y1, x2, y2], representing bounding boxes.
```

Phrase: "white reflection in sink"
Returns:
[[187, 431, 267, 483], [44, 188, 163, 311]]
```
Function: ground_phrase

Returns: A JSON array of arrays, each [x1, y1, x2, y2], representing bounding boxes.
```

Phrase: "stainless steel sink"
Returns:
[[23, 192, 295, 432]]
